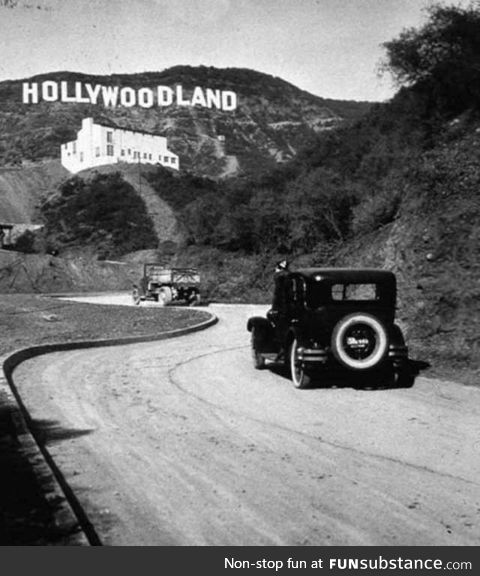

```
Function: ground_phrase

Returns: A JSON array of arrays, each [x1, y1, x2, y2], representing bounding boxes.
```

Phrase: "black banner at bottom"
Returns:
[[1, 546, 478, 576]]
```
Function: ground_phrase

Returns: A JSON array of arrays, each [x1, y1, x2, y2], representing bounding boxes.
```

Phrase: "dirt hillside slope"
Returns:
[[0, 161, 68, 223], [0, 249, 140, 293], [75, 163, 183, 246]]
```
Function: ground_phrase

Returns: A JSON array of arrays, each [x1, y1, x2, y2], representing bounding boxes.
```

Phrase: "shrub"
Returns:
[[41, 172, 157, 258], [11, 230, 37, 254]]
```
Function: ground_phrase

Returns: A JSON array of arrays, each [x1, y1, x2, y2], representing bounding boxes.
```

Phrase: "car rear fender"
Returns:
[[247, 316, 271, 333], [388, 323, 409, 364], [247, 317, 277, 353], [388, 323, 407, 346]]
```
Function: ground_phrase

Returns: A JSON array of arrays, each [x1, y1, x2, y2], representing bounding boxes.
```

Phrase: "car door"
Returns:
[[267, 273, 291, 346]]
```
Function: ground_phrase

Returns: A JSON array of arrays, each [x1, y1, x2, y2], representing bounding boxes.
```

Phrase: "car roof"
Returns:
[[293, 268, 396, 284]]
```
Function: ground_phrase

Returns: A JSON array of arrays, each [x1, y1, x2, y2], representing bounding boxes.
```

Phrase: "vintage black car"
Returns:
[[247, 268, 412, 388]]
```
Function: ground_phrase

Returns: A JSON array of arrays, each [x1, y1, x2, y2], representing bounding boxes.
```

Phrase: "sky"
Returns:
[[0, 0, 475, 101]]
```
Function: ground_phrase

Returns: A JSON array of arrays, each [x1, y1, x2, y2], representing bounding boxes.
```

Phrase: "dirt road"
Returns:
[[11, 304, 480, 546]]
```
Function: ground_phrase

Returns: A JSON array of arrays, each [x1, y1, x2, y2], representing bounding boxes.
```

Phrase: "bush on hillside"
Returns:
[[11, 230, 37, 254], [285, 168, 358, 252], [351, 169, 408, 235], [41, 172, 157, 258], [145, 166, 217, 212]]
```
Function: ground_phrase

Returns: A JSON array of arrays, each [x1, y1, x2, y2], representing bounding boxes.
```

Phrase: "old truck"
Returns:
[[132, 264, 201, 306]]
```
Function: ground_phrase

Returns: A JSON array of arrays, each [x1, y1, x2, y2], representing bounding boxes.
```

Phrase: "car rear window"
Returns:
[[331, 283, 379, 301]]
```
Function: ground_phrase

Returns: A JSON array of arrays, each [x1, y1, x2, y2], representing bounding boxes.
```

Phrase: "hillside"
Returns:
[[0, 160, 68, 223], [76, 163, 182, 246], [332, 127, 480, 381], [0, 66, 370, 178], [0, 248, 141, 293]]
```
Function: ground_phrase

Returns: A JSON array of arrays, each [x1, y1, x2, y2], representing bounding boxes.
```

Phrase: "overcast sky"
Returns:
[[0, 0, 474, 101]]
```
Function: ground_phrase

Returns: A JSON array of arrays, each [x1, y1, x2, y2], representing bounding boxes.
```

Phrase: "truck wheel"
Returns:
[[132, 287, 141, 306], [189, 293, 201, 306], [158, 287, 172, 306], [331, 313, 388, 370], [251, 328, 266, 369], [290, 339, 311, 389]]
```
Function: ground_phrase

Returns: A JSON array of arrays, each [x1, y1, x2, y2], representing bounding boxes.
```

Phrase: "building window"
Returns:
[[149, 153, 152, 160], [106, 131, 113, 143], [72, 142, 76, 154], [95, 147, 100, 157], [107, 145, 114, 156], [128, 149, 131, 155], [80, 152, 84, 162], [143, 153, 147, 159], [171, 157, 176, 164], [121, 149, 125, 156], [163, 156, 169, 163]]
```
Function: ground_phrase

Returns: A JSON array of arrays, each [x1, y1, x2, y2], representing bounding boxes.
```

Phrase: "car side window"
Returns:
[[331, 283, 379, 301]]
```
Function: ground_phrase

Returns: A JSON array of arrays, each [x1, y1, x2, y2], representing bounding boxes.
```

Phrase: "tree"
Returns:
[[285, 168, 358, 253], [381, 4, 480, 113]]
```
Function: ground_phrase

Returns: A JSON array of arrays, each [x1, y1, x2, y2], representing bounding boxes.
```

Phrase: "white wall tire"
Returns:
[[331, 313, 388, 370], [290, 338, 311, 389]]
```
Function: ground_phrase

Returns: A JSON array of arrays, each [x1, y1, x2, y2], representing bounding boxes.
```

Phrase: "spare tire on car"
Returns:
[[331, 313, 388, 370]]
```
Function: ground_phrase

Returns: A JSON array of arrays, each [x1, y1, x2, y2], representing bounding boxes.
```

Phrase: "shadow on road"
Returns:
[[0, 403, 84, 545], [268, 358, 431, 391], [29, 418, 93, 446]]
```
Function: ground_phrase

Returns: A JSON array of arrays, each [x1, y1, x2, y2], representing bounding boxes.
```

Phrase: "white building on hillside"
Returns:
[[61, 117, 179, 174]]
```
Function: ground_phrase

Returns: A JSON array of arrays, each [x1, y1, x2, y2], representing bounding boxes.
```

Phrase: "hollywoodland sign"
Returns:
[[22, 80, 238, 111]]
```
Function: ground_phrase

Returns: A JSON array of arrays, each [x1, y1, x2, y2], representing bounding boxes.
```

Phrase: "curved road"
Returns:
[[12, 303, 480, 546]]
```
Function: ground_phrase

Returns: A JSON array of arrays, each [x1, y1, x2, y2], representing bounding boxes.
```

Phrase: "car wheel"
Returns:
[[251, 328, 266, 369], [290, 338, 311, 389], [331, 313, 388, 371]]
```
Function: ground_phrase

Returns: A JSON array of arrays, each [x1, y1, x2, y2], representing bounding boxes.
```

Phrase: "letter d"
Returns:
[[222, 91, 237, 111], [157, 86, 173, 106]]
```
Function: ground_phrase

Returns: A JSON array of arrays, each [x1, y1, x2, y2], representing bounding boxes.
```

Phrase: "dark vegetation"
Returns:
[[40, 172, 157, 259], [144, 4, 480, 258]]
